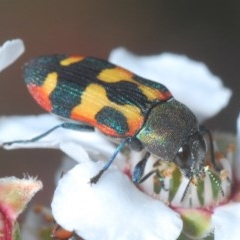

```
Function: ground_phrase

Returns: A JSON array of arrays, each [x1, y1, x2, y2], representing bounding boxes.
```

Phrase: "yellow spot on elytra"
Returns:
[[71, 83, 144, 136], [71, 84, 105, 124], [42, 72, 58, 95], [139, 85, 166, 101], [97, 67, 135, 83], [60, 56, 84, 66], [98, 68, 171, 101]]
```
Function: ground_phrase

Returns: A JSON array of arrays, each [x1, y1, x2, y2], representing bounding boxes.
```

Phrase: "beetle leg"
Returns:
[[132, 152, 151, 183], [2, 122, 94, 147], [180, 177, 193, 203], [136, 169, 154, 183], [90, 137, 132, 184], [135, 167, 168, 191]]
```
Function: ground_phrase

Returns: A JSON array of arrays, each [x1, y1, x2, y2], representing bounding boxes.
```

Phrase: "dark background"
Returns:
[[0, 1, 239, 205]]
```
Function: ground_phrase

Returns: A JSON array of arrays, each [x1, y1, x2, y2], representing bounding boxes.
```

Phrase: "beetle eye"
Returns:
[[174, 144, 192, 178]]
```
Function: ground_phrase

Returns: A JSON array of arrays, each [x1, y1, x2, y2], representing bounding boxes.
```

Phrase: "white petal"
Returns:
[[55, 157, 78, 185], [0, 114, 61, 148], [109, 48, 231, 122], [212, 203, 240, 240], [52, 162, 182, 240], [0, 39, 25, 72], [59, 142, 91, 163], [0, 114, 125, 164]]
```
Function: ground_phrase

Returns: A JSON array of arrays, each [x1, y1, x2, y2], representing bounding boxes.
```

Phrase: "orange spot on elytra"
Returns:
[[27, 84, 52, 111]]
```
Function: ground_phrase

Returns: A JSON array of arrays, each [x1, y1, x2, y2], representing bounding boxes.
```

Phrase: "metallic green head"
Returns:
[[136, 98, 206, 179]]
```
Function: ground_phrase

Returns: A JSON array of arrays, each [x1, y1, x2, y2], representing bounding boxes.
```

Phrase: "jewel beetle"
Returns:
[[3, 54, 218, 186]]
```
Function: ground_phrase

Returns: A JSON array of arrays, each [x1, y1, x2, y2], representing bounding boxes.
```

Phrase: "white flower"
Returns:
[[0, 47, 236, 240], [0, 39, 24, 72], [52, 162, 182, 240]]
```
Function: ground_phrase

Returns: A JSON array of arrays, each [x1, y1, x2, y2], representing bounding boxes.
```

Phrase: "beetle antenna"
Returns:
[[181, 166, 225, 203], [204, 166, 224, 197]]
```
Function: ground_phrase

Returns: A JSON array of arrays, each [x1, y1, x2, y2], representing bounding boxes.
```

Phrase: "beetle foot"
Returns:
[[1, 140, 20, 147], [89, 169, 104, 185]]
